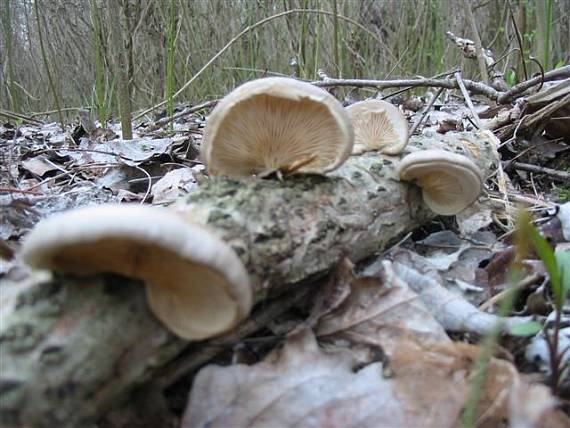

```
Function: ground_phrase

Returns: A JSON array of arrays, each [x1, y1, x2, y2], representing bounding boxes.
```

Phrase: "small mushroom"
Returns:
[[21, 204, 252, 340], [397, 150, 483, 215], [202, 77, 354, 177], [346, 99, 409, 155]]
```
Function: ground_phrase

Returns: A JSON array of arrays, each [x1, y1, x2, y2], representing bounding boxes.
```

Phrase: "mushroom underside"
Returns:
[[208, 94, 348, 176], [39, 239, 240, 340], [415, 168, 482, 215], [352, 110, 401, 154]]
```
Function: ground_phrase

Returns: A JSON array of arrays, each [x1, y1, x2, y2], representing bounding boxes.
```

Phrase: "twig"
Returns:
[[314, 76, 500, 99], [131, 164, 152, 204], [146, 99, 219, 131], [380, 68, 460, 100], [222, 67, 294, 78], [496, 91, 570, 140], [507, 162, 570, 182], [508, 4, 528, 80], [0, 187, 43, 195], [479, 273, 542, 312], [454, 71, 481, 128], [487, 191, 555, 209], [29, 107, 85, 118], [0, 109, 44, 126], [497, 66, 570, 104], [409, 87, 444, 135]]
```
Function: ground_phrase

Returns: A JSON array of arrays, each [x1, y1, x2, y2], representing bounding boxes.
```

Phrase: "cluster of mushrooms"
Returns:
[[21, 77, 483, 340]]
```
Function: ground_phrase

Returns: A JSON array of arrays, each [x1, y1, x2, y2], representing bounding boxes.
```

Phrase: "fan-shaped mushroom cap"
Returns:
[[202, 77, 354, 176], [21, 204, 252, 340], [397, 150, 483, 215], [346, 99, 409, 155]]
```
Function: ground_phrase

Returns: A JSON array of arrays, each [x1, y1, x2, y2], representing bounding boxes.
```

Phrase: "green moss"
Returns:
[[554, 185, 570, 202]]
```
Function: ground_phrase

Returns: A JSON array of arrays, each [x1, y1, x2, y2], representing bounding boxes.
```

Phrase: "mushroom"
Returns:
[[346, 99, 409, 155], [202, 77, 354, 177], [397, 150, 483, 215], [21, 204, 252, 340]]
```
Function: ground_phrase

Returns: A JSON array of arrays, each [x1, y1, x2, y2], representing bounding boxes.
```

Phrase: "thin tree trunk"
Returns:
[[0, 131, 499, 428], [108, 0, 133, 139]]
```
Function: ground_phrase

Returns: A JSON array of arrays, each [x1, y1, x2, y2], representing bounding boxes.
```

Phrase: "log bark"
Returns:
[[0, 131, 500, 428]]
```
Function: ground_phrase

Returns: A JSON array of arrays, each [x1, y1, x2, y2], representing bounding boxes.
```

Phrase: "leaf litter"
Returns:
[[2, 77, 570, 427]]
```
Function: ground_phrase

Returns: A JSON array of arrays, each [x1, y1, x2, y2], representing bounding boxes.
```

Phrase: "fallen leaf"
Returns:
[[20, 156, 59, 177], [151, 167, 200, 205], [316, 260, 449, 355], [182, 330, 467, 428], [456, 202, 493, 236]]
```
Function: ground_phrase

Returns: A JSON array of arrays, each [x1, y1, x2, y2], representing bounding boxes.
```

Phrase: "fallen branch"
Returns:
[[312, 76, 500, 100], [497, 66, 570, 104], [506, 161, 570, 182], [495, 92, 570, 140], [313, 66, 570, 105], [0, 109, 44, 126], [145, 99, 219, 132], [0, 132, 500, 427]]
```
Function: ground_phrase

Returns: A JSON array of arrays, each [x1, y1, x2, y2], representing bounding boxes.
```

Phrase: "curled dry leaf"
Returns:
[[151, 167, 202, 205], [182, 329, 466, 428], [183, 329, 563, 428], [316, 260, 450, 356]]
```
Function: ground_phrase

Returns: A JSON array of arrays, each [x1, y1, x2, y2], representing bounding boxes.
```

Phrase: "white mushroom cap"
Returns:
[[397, 150, 483, 215], [346, 99, 409, 155], [21, 204, 252, 340], [202, 77, 354, 176]]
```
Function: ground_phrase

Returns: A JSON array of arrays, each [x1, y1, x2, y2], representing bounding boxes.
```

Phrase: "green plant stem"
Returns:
[[90, 0, 106, 127], [461, 276, 520, 427], [2, 0, 20, 112], [34, 0, 65, 129], [134, 8, 385, 120], [165, 0, 177, 126], [509, 2, 528, 80], [332, 0, 340, 76], [109, 0, 132, 139]]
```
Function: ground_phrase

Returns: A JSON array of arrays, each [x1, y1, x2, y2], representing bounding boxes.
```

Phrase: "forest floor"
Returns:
[[1, 71, 569, 427]]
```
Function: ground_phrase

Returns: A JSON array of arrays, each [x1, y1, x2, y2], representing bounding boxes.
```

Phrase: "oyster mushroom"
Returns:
[[346, 99, 409, 155], [21, 204, 252, 340], [397, 150, 483, 215], [202, 77, 354, 177]]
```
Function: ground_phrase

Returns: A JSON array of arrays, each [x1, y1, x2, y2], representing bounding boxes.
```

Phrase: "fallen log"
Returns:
[[0, 131, 500, 428]]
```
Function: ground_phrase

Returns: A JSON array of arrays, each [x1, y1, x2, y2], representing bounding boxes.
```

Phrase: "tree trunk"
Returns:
[[109, 0, 133, 140], [0, 131, 500, 428]]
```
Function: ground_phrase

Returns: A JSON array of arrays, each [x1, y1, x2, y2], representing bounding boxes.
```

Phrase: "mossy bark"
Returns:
[[0, 131, 500, 427]]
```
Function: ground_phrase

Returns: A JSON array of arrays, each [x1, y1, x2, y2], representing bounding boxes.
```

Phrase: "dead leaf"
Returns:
[[302, 257, 354, 329], [316, 260, 449, 356], [456, 202, 493, 236], [151, 167, 200, 205], [20, 156, 59, 177], [182, 330, 466, 428]]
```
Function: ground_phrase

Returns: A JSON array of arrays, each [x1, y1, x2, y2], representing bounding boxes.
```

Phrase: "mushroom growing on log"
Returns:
[[202, 77, 354, 177], [0, 131, 499, 428], [346, 99, 410, 155], [20, 204, 252, 340], [397, 150, 483, 215]]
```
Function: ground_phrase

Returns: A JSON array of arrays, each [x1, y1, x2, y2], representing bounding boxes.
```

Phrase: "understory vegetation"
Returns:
[[1, 0, 569, 120]]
